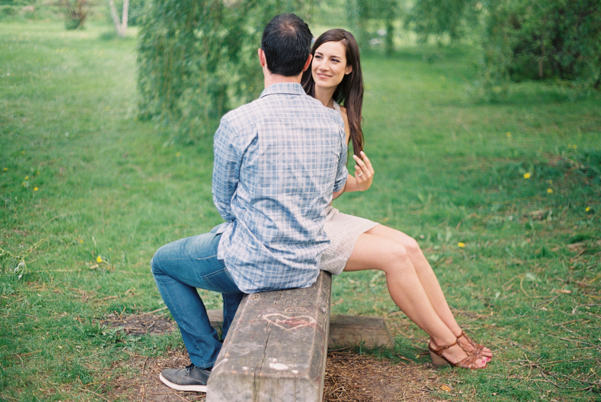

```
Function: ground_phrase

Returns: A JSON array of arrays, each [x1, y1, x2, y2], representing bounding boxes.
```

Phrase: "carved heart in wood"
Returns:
[[263, 313, 316, 331]]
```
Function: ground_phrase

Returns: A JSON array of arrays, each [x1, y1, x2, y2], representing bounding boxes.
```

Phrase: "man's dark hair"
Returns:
[[261, 13, 312, 77]]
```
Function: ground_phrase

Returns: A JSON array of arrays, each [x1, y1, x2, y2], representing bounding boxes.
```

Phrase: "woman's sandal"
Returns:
[[457, 331, 493, 362], [428, 340, 487, 369]]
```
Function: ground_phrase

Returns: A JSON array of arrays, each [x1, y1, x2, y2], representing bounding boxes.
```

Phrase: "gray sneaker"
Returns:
[[159, 364, 211, 392]]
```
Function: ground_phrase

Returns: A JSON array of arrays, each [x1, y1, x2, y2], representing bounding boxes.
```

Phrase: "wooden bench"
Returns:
[[206, 272, 394, 402]]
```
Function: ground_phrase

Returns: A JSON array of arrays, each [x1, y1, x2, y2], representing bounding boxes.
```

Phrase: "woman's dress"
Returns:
[[319, 102, 378, 275]]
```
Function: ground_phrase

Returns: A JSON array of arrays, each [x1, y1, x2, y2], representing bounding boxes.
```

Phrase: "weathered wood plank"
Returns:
[[206, 272, 332, 402], [328, 314, 394, 348], [207, 311, 394, 349]]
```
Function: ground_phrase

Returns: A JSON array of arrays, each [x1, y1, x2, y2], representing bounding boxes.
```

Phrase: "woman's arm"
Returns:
[[333, 107, 375, 198]]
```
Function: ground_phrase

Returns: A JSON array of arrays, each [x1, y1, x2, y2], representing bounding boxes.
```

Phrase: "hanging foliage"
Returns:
[[137, 0, 316, 143]]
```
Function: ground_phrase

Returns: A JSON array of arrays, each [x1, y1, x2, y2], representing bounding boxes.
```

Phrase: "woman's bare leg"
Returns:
[[344, 232, 486, 367], [356, 225, 492, 359]]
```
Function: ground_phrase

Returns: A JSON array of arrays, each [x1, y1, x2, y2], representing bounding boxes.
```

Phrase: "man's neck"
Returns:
[[263, 72, 302, 89]]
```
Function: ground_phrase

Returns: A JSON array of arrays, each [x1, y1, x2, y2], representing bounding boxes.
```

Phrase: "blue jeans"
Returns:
[[151, 232, 244, 369]]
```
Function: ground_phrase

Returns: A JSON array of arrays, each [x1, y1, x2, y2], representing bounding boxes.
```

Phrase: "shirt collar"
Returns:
[[260, 83, 305, 98]]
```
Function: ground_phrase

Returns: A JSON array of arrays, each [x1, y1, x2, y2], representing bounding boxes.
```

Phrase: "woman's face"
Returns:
[[311, 40, 352, 91]]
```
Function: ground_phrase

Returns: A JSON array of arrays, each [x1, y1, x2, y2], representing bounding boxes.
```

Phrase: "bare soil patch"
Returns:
[[101, 312, 175, 336], [103, 314, 445, 402]]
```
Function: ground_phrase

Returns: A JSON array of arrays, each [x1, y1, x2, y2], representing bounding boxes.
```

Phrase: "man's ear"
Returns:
[[258, 48, 267, 68], [302, 54, 313, 72]]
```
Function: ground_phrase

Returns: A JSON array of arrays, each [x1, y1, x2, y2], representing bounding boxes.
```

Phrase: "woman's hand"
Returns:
[[332, 151, 374, 200], [353, 151, 374, 191]]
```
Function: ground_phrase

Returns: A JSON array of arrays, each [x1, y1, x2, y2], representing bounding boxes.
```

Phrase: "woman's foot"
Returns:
[[428, 339, 487, 369], [455, 331, 493, 362]]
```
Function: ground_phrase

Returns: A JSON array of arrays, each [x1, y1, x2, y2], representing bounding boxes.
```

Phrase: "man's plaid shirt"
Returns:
[[212, 83, 348, 293]]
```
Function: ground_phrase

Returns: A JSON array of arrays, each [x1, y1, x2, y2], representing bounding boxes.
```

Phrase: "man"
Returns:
[[151, 13, 348, 393]]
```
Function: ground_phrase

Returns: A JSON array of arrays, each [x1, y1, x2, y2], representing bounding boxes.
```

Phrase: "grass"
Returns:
[[1, 20, 600, 402]]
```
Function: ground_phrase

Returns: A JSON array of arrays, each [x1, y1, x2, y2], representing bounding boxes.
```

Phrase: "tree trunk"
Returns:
[[121, 0, 129, 33], [108, 0, 127, 37]]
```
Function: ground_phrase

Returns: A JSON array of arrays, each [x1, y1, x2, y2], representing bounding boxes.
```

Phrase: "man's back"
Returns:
[[213, 83, 347, 293]]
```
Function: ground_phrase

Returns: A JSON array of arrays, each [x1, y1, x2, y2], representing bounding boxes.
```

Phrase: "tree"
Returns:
[[347, 0, 399, 54], [407, 0, 601, 96], [406, 0, 480, 44], [477, 0, 601, 95]]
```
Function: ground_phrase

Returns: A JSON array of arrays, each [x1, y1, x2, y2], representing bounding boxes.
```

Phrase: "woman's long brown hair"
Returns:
[[302, 29, 364, 155]]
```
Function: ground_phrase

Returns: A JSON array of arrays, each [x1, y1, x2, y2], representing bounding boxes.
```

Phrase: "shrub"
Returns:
[[0, 5, 18, 16], [60, 0, 90, 30]]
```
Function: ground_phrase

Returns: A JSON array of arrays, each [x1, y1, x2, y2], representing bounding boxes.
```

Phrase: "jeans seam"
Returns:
[[196, 253, 218, 262], [203, 267, 239, 293]]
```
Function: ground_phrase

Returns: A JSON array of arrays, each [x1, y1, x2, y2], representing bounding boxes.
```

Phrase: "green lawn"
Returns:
[[1, 21, 600, 401]]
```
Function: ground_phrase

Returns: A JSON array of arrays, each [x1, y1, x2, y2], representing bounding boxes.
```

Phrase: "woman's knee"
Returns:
[[375, 226, 423, 257], [402, 236, 422, 256], [380, 243, 411, 272]]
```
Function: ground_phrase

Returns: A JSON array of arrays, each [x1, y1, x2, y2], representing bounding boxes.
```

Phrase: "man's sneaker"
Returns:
[[159, 364, 211, 393]]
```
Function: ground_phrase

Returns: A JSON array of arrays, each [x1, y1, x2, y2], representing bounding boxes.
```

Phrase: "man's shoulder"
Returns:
[[221, 101, 258, 125], [221, 89, 343, 130], [297, 94, 344, 125]]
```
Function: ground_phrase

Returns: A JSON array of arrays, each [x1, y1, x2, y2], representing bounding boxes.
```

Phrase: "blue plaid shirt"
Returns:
[[212, 83, 348, 293]]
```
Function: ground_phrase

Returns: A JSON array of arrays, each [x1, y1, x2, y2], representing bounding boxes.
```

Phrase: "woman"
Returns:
[[302, 29, 493, 369]]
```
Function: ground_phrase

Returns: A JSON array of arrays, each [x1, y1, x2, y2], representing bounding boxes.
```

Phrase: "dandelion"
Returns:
[[3, 168, 7, 171], [458, 242, 465, 248], [79, 239, 84, 243], [523, 172, 531, 179], [176, 152, 181, 158], [586, 207, 590, 212], [34, 187, 38, 191], [547, 188, 553, 194], [97, 256, 103, 263], [25, 176, 29, 180], [506, 132, 511, 138]]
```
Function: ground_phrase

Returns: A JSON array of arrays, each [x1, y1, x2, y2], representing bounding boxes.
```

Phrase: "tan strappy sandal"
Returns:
[[428, 340, 487, 369], [457, 331, 493, 362]]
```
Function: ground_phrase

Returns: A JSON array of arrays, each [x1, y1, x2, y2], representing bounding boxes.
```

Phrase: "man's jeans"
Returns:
[[151, 232, 244, 369]]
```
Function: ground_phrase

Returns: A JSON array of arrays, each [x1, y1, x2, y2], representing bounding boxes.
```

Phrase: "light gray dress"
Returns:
[[319, 102, 379, 275]]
